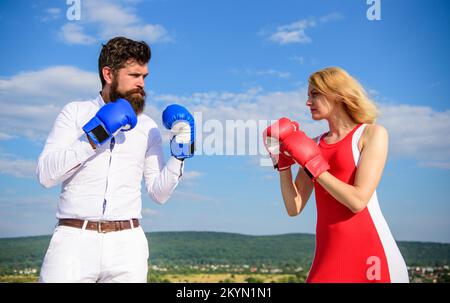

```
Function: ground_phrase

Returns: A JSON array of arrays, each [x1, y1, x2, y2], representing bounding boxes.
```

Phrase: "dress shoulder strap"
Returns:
[[351, 123, 367, 165]]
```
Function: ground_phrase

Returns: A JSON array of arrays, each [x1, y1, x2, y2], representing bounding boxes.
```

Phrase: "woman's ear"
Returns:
[[333, 95, 345, 104]]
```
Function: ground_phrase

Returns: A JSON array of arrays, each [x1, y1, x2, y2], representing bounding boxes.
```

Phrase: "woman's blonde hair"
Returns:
[[308, 67, 378, 123]]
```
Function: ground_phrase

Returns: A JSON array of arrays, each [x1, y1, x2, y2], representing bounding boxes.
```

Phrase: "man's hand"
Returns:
[[83, 98, 137, 147], [162, 104, 195, 160], [86, 134, 97, 150]]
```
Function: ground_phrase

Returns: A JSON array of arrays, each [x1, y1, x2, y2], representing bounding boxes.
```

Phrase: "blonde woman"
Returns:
[[263, 67, 409, 283]]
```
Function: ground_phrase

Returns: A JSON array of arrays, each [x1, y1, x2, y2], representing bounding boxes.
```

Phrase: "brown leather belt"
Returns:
[[58, 218, 140, 233]]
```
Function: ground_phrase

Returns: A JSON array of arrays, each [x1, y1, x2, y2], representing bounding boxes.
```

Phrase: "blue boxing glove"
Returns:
[[162, 104, 195, 160], [83, 98, 137, 146]]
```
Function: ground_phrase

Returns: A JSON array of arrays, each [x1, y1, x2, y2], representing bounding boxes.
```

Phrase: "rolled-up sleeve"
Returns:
[[36, 102, 96, 188], [143, 127, 183, 204]]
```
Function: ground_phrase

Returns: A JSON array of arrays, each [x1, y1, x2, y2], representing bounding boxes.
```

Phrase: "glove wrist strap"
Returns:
[[304, 154, 330, 182]]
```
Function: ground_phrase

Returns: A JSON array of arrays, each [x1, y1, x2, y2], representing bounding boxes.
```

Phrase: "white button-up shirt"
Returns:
[[37, 95, 183, 220]]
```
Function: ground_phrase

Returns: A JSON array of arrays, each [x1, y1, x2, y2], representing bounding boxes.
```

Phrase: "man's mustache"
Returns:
[[125, 88, 146, 98]]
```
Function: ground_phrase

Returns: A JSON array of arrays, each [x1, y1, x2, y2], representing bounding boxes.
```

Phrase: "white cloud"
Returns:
[[59, 23, 97, 45], [1, 66, 450, 170], [232, 68, 291, 79], [58, 0, 172, 45], [0, 194, 56, 208], [46, 8, 61, 15], [0, 65, 99, 103], [0, 133, 14, 141], [253, 69, 291, 79], [263, 13, 343, 45], [319, 12, 344, 23], [270, 20, 315, 45], [149, 89, 450, 168], [172, 190, 216, 203], [378, 104, 450, 168], [102, 24, 170, 44], [141, 207, 160, 218], [419, 161, 450, 169], [0, 66, 99, 141], [38, 7, 62, 22], [264, 174, 275, 180], [0, 194, 58, 237], [149, 87, 325, 135], [151, 88, 330, 159], [182, 170, 203, 181], [290, 56, 305, 65], [0, 154, 36, 178]]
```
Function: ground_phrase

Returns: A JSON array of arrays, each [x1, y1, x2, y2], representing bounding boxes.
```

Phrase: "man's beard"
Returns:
[[109, 78, 146, 115]]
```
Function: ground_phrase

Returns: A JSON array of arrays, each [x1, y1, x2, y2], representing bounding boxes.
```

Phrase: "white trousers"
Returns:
[[39, 224, 149, 283]]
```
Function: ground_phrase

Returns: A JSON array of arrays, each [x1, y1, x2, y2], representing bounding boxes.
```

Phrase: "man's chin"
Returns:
[[109, 89, 146, 114], [128, 98, 145, 115]]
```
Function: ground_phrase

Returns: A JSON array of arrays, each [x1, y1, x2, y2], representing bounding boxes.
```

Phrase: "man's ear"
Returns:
[[102, 67, 113, 85]]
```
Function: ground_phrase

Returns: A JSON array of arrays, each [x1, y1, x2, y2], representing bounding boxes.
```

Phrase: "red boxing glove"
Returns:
[[277, 153, 295, 171], [281, 130, 329, 180], [263, 118, 298, 171]]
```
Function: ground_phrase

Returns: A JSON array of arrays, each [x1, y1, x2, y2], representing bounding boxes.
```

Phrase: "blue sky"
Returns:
[[0, 0, 449, 243]]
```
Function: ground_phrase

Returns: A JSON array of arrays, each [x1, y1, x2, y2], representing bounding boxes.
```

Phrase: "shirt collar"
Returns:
[[96, 92, 106, 107]]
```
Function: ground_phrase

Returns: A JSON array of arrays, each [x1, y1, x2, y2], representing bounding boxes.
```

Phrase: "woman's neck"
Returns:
[[326, 106, 359, 138]]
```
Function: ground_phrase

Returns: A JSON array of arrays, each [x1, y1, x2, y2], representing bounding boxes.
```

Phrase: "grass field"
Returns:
[[160, 273, 301, 283], [0, 273, 304, 283], [0, 275, 38, 283]]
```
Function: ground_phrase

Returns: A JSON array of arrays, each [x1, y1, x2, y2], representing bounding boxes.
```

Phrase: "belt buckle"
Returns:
[[97, 220, 108, 233]]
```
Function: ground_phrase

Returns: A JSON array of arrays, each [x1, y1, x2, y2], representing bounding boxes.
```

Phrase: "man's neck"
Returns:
[[101, 88, 110, 103]]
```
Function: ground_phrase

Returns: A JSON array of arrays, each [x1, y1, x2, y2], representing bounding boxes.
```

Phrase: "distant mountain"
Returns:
[[0, 231, 449, 274]]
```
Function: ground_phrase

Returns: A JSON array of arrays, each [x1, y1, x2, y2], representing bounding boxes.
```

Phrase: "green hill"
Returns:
[[0, 231, 449, 274], [147, 232, 315, 267]]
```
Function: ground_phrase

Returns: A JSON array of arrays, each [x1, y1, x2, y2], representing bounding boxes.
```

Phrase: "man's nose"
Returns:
[[136, 77, 145, 88]]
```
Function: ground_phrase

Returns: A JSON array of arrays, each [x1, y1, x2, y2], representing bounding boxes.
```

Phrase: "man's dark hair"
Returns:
[[98, 37, 151, 88]]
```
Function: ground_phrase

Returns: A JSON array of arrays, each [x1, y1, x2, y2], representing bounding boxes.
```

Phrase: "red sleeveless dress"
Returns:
[[306, 124, 409, 283]]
